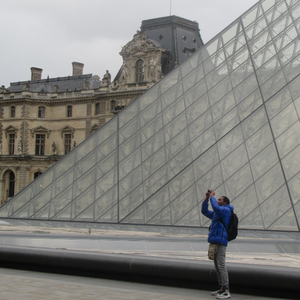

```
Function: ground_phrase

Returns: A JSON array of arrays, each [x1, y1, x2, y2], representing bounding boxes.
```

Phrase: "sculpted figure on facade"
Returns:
[[52, 142, 57, 155], [100, 70, 111, 87], [109, 80, 119, 91], [120, 62, 129, 82], [17, 141, 22, 155], [148, 57, 157, 82], [0, 85, 9, 94]]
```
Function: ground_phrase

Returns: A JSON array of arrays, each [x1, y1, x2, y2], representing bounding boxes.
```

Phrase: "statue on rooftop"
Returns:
[[100, 70, 111, 87]]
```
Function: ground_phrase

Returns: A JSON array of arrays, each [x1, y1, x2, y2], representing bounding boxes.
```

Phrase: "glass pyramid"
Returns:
[[1, 0, 300, 232]]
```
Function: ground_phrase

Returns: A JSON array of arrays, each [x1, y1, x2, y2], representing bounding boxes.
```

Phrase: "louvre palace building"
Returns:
[[0, 16, 203, 205], [1, 0, 300, 234]]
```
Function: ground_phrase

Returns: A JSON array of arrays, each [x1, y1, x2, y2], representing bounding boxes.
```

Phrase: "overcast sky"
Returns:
[[0, 0, 258, 87]]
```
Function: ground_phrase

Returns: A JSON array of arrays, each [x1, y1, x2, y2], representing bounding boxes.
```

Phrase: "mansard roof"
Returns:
[[7, 74, 101, 93]]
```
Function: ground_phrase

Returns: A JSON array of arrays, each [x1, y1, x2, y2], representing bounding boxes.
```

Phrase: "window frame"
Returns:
[[111, 100, 116, 111], [95, 103, 100, 115], [11, 106, 16, 118], [38, 106, 45, 118], [67, 105, 72, 117], [136, 59, 145, 82], [8, 171, 15, 197], [8, 134, 15, 155], [35, 134, 45, 155], [64, 133, 72, 154]]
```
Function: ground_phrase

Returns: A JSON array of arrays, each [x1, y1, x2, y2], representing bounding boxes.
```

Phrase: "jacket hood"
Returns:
[[227, 204, 234, 211]]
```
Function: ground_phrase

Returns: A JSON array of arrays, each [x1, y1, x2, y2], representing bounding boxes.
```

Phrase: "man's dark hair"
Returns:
[[222, 196, 230, 204]]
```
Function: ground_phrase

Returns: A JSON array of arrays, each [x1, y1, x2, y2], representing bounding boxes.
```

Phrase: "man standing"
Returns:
[[201, 190, 234, 299]]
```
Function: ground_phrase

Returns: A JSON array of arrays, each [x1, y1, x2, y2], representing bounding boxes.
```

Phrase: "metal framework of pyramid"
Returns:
[[1, 0, 300, 231]]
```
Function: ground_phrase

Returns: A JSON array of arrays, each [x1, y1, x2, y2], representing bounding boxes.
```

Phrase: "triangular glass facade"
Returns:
[[1, 0, 300, 231]]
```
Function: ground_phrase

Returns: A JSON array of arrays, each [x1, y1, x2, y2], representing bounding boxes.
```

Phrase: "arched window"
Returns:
[[8, 171, 15, 197], [34, 172, 42, 179], [38, 106, 45, 118], [67, 105, 72, 117], [136, 59, 144, 82]]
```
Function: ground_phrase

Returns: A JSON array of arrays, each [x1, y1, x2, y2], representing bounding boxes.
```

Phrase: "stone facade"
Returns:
[[0, 84, 146, 204]]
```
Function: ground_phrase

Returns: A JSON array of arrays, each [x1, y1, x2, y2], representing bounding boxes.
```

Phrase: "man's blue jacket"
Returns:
[[201, 196, 234, 247]]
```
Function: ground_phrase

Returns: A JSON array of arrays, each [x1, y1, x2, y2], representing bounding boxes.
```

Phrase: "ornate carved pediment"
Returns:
[[60, 125, 75, 138], [4, 125, 18, 138], [120, 31, 157, 55], [31, 126, 51, 138]]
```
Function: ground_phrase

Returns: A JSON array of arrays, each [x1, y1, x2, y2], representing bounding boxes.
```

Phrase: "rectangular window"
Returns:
[[95, 103, 100, 115], [11, 106, 15, 118], [35, 134, 45, 155], [9, 134, 15, 155], [38, 106, 45, 118], [136, 59, 145, 82], [67, 105, 72, 117], [64, 134, 72, 154]]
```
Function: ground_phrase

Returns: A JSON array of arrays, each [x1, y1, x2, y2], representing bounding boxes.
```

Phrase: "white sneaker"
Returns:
[[211, 289, 223, 296], [216, 289, 231, 299]]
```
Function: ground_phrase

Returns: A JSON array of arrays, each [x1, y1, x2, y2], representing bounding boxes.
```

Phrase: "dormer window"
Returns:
[[136, 59, 144, 82]]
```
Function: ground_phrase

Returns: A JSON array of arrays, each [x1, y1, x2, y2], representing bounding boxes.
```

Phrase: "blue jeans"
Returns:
[[214, 244, 229, 289]]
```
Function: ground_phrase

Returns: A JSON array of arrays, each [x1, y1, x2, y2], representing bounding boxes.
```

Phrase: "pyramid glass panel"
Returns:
[[174, 205, 201, 227], [95, 185, 118, 221], [1, 0, 300, 232]]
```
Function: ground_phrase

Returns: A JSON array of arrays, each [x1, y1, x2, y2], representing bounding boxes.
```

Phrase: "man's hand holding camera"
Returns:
[[205, 189, 215, 201]]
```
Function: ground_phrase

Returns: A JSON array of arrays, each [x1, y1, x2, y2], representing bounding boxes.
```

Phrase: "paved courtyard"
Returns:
[[0, 220, 299, 299]]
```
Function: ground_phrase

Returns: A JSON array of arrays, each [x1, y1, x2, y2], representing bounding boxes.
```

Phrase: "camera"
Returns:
[[208, 190, 212, 193]]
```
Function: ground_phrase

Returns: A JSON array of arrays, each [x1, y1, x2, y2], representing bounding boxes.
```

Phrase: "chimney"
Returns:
[[31, 67, 43, 81], [72, 62, 84, 76]]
